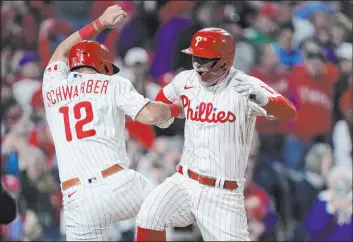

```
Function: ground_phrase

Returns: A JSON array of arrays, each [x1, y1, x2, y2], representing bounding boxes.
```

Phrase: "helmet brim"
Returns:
[[104, 60, 120, 75], [112, 63, 120, 74], [181, 47, 221, 59]]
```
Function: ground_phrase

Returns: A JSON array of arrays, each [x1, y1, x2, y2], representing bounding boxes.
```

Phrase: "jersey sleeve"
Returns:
[[241, 72, 296, 120], [162, 71, 187, 102], [43, 61, 69, 84], [114, 76, 150, 121], [244, 73, 281, 98]]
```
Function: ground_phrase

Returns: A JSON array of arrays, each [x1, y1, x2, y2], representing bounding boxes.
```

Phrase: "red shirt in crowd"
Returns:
[[250, 67, 290, 134], [244, 181, 270, 221], [287, 63, 338, 142], [340, 86, 353, 114], [125, 117, 156, 150]]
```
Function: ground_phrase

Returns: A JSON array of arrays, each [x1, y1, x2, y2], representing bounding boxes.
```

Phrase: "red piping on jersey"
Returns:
[[155, 89, 172, 104], [264, 96, 296, 121]]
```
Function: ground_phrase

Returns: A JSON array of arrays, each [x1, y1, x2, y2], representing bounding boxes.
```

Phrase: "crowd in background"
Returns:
[[1, 1, 352, 241]]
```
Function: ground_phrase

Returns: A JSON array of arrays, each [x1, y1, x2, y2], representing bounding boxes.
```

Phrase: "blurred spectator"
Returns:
[[11, 52, 42, 115], [310, 11, 333, 32], [292, 143, 333, 223], [38, 18, 73, 69], [218, 4, 256, 73], [304, 165, 352, 241], [28, 0, 55, 20], [121, 47, 159, 150], [333, 73, 353, 168], [332, 42, 352, 123], [150, 1, 194, 78], [111, 2, 156, 59], [331, 21, 351, 50], [313, 27, 339, 64], [245, 140, 278, 241], [246, 132, 290, 240], [29, 87, 45, 124], [244, 3, 278, 45], [332, 109, 353, 168], [284, 41, 338, 170], [1, 174, 46, 241], [1, 80, 17, 120], [1, 175, 21, 240], [19, 146, 59, 239], [1, 1, 39, 51], [1, 1, 351, 241], [2, 109, 34, 172], [124, 47, 160, 100], [295, 1, 335, 21], [172, 1, 216, 72], [273, 22, 304, 69], [250, 44, 290, 159], [232, 2, 258, 30], [277, 2, 315, 44]]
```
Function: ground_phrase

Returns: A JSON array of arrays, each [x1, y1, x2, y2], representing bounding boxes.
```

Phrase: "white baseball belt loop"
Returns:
[[215, 178, 225, 188], [182, 165, 190, 179]]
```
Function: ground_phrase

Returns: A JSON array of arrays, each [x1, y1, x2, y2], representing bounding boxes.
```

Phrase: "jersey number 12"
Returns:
[[59, 101, 96, 142]]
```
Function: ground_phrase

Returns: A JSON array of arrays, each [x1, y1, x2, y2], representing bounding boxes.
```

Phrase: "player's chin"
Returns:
[[193, 68, 206, 76]]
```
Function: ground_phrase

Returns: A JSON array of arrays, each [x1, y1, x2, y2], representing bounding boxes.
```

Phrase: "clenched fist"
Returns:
[[233, 82, 269, 107], [98, 5, 127, 29]]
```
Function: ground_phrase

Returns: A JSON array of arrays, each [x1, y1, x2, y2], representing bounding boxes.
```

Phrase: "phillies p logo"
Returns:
[[195, 36, 202, 46]]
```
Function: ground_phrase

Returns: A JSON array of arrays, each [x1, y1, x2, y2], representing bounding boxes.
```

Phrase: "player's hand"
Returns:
[[99, 5, 127, 29], [156, 117, 175, 129], [233, 82, 269, 107]]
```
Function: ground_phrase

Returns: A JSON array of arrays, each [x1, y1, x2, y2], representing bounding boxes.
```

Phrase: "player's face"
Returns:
[[192, 56, 219, 76]]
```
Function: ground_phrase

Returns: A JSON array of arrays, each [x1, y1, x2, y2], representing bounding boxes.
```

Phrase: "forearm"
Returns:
[[263, 96, 296, 121], [48, 19, 104, 64], [136, 101, 180, 125], [148, 102, 173, 125]]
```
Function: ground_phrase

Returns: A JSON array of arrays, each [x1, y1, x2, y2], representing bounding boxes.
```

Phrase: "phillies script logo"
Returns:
[[181, 95, 236, 123]]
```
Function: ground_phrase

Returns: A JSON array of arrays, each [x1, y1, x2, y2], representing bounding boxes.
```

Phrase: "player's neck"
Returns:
[[74, 67, 99, 74]]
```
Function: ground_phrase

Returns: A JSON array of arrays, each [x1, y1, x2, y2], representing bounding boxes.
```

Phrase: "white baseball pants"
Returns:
[[61, 169, 153, 241], [137, 172, 250, 241]]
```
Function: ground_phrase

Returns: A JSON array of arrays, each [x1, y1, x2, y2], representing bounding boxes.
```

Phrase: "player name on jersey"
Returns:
[[45, 79, 109, 105]]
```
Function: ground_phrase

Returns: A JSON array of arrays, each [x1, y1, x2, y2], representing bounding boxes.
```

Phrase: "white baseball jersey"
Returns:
[[162, 67, 277, 181], [42, 61, 150, 183], [43, 61, 156, 241], [137, 67, 279, 240]]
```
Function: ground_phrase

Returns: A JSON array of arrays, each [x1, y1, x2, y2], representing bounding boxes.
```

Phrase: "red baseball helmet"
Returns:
[[68, 40, 119, 76], [182, 28, 235, 83]]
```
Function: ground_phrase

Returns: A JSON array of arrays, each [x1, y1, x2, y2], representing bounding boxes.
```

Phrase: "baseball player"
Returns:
[[42, 5, 181, 241], [136, 28, 296, 241]]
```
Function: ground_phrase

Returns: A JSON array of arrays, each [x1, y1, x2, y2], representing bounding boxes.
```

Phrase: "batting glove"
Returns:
[[156, 117, 174, 129], [233, 82, 269, 107]]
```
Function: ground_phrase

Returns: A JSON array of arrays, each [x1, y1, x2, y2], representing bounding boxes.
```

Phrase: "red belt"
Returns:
[[177, 165, 238, 191], [61, 164, 124, 191]]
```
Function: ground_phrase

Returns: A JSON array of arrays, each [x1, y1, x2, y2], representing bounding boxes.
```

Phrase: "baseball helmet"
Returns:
[[68, 40, 119, 76], [182, 28, 235, 82]]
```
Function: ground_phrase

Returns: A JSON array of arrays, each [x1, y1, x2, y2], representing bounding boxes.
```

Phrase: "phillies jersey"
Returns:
[[163, 67, 279, 181], [42, 61, 149, 183]]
